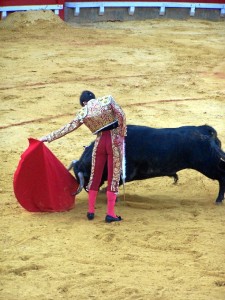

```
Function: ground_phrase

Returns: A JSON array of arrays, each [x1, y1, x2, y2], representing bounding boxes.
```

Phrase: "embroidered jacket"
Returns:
[[45, 95, 126, 142]]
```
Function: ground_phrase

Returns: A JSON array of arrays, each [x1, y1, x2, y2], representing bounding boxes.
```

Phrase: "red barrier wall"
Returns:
[[1, 0, 225, 5], [0, 0, 66, 19], [66, 0, 225, 3], [1, 0, 63, 3]]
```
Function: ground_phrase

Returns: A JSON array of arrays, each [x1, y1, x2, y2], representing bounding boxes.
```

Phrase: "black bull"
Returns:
[[69, 125, 225, 203]]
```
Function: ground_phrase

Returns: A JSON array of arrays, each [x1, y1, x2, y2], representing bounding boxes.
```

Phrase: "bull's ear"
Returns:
[[67, 160, 78, 171]]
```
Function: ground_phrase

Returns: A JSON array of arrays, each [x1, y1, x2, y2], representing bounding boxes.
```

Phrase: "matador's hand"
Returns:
[[39, 136, 48, 142]]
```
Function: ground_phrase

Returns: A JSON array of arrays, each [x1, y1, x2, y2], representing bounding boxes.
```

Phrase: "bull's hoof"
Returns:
[[87, 212, 95, 220], [105, 215, 122, 223], [215, 201, 223, 205]]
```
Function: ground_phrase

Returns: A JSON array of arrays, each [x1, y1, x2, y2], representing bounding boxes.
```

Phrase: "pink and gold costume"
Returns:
[[44, 95, 126, 192]]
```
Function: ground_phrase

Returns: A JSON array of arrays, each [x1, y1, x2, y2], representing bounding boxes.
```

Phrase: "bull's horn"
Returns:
[[67, 160, 78, 171], [75, 171, 85, 195]]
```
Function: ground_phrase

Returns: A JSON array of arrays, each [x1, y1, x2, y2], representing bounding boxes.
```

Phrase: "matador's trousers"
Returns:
[[89, 130, 114, 192]]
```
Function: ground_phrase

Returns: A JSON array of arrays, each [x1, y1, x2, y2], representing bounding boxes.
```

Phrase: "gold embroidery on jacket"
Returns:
[[43, 95, 126, 192]]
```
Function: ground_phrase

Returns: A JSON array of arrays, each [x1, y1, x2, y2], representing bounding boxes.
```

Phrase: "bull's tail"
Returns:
[[201, 125, 222, 148]]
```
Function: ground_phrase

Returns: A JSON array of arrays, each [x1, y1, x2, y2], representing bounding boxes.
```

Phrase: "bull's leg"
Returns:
[[173, 173, 179, 184], [169, 173, 179, 184], [215, 179, 225, 204]]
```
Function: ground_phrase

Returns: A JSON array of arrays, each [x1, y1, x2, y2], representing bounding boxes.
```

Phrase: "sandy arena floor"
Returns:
[[0, 11, 225, 300]]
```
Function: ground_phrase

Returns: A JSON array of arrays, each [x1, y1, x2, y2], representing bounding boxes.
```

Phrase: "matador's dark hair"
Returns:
[[79, 90, 95, 106]]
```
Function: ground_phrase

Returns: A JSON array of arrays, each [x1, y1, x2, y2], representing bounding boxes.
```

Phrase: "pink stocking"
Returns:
[[107, 191, 117, 218], [88, 190, 98, 213]]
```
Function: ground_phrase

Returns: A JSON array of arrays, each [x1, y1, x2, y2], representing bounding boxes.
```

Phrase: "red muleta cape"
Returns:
[[13, 138, 78, 212]]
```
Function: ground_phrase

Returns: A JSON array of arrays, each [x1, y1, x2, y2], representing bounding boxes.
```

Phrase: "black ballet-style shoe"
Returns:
[[87, 212, 95, 220], [105, 215, 122, 223]]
